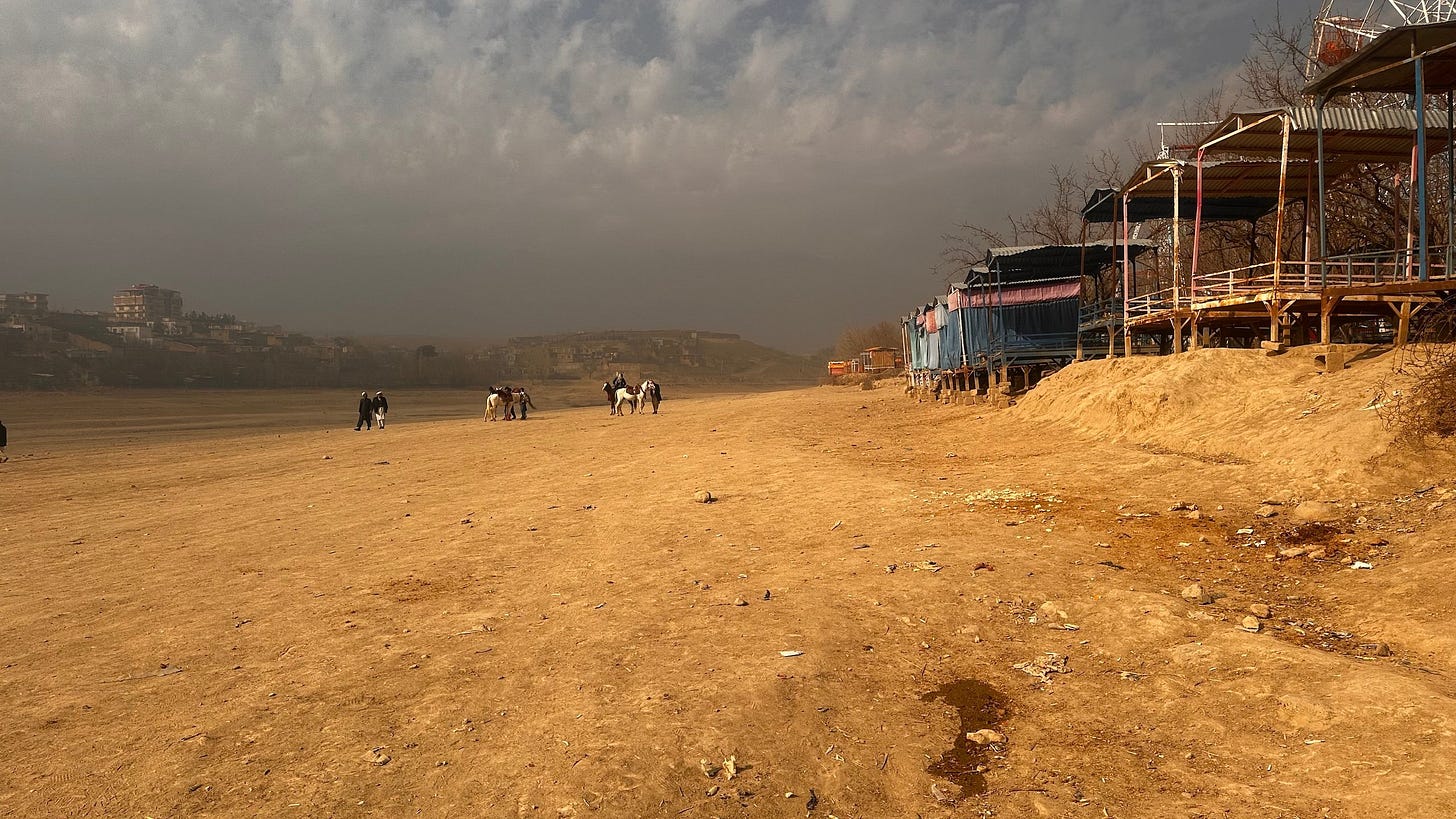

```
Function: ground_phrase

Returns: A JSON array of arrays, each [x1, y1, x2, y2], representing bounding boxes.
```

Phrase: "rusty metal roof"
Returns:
[[1196, 107, 1450, 161], [1305, 21, 1456, 97]]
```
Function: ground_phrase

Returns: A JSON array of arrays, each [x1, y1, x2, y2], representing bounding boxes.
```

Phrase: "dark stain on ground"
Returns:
[[920, 679, 1008, 798]]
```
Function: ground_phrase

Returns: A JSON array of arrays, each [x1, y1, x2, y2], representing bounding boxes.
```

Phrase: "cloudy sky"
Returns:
[[1, 0, 1322, 351]]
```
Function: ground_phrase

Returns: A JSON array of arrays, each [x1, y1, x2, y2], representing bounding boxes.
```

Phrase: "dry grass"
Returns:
[[1376, 297, 1456, 442]]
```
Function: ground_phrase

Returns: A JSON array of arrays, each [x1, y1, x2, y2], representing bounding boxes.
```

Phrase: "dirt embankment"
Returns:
[[1012, 345, 1455, 494]]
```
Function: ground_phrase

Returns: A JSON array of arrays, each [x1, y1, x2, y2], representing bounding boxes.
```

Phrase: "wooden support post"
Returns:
[[1393, 301, 1414, 347], [1319, 295, 1343, 345], [1266, 302, 1281, 344], [1189, 313, 1201, 351], [1171, 317, 1184, 354]]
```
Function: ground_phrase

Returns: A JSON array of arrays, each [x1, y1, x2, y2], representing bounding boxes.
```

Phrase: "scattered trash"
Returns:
[[733, 598, 748, 607], [1013, 653, 1069, 683], [780, 650, 804, 657], [700, 758, 721, 778], [1096, 561, 1125, 571], [723, 756, 738, 779], [830, 520, 843, 531], [1350, 561, 1374, 570], [806, 789, 819, 810], [912, 561, 943, 573]]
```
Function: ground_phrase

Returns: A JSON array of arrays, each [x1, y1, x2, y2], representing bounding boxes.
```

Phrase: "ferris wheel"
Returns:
[[1383, 0, 1456, 24], [1310, 1, 1456, 76]]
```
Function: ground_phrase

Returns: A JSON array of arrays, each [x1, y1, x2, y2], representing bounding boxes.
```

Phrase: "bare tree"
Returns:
[[834, 321, 902, 359]]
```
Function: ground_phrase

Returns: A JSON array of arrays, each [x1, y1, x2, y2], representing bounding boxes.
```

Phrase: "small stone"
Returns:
[[733, 598, 748, 607], [1306, 548, 1327, 560], [1292, 501, 1343, 522], [1180, 583, 1212, 605], [1373, 642, 1393, 657], [362, 747, 391, 765], [1249, 603, 1272, 619], [1240, 616, 1261, 632], [930, 782, 962, 803], [1278, 547, 1306, 559], [1255, 505, 1280, 518], [693, 490, 715, 504], [784, 792, 796, 799], [705, 785, 720, 797], [1184, 510, 1204, 521], [966, 729, 1006, 746]]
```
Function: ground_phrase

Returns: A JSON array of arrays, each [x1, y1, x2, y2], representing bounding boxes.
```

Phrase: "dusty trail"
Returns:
[[2, 371, 1454, 818]]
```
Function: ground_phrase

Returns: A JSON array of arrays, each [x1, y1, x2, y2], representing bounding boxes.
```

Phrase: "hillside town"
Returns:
[[0, 285, 814, 388]]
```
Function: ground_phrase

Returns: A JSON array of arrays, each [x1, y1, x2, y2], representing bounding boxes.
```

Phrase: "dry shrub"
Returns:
[[1375, 296, 1456, 442]]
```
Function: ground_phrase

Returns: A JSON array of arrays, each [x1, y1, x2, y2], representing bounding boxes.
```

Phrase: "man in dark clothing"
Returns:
[[372, 391, 389, 428], [355, 391, 373, 430]]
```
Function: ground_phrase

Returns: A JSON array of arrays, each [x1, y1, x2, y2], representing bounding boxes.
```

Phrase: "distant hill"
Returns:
[[490, 329, 821, 386]]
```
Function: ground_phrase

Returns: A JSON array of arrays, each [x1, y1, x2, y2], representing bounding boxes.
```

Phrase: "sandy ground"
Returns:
[[3, 356, 1455, 818]]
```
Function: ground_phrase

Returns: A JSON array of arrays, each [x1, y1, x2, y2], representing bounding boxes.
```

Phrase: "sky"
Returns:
[[0, 0, 1325, 352]]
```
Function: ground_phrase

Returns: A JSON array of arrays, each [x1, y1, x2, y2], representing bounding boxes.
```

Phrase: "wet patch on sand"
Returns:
[[920, 679, 1008, 799]]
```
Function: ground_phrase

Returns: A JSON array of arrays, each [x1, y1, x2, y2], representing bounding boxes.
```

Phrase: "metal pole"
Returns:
[[1122, 193, 1132, 357], [1448, 88, 1454, 276], [1192, 150, 1205, 298], [1275, 114, 1291, 289], [1318, 96, 1328, 287], [1417, 55, 1429, 282], [1171, 165, 1182, 354]]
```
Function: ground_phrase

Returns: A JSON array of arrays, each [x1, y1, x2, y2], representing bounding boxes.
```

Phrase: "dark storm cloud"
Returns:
[[0, 0, 1319, 350]]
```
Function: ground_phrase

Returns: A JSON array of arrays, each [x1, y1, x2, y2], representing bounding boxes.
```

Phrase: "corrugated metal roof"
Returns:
[[977, 240, 1156, 284], [1197, 107, 1451, 161]]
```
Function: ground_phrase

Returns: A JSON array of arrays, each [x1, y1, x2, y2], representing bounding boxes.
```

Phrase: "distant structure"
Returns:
[[0, 292, 48, 318], [1312, 1, 1456, 77], [113, 284, 182, 323]]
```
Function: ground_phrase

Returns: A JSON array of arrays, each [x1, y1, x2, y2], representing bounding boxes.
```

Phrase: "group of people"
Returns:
[[604, 372, 663, 415], [484, 385, 534, 421], [354, 390, 389, 430]]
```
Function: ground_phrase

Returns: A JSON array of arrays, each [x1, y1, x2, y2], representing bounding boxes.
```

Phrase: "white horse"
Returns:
[[484, 390, 508, 421], [613, 386, 642, 416], [640, 379, 661, 414]]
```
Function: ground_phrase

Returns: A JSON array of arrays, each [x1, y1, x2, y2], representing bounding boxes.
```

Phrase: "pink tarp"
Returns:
[[964, 279, 1079, 307]]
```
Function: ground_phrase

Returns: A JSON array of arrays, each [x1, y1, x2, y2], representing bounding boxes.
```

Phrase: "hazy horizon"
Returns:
[[2, 0, 1320, 353]]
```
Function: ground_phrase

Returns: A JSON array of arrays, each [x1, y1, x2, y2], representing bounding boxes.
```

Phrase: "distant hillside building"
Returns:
[[113, 284, 182, 323], [0, 292, 48, 317]]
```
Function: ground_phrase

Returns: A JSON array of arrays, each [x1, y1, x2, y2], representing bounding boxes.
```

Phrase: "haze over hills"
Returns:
[[0, 300, 822, 389]]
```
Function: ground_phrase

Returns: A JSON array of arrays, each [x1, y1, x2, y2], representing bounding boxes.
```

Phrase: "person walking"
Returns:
[[372, 391, 389, 429], [355, 391, 373, 430], [0, 418, 8, 462]]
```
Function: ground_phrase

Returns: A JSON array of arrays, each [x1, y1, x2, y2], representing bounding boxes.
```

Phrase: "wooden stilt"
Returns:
[[1319, 295, 1343, 345]]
